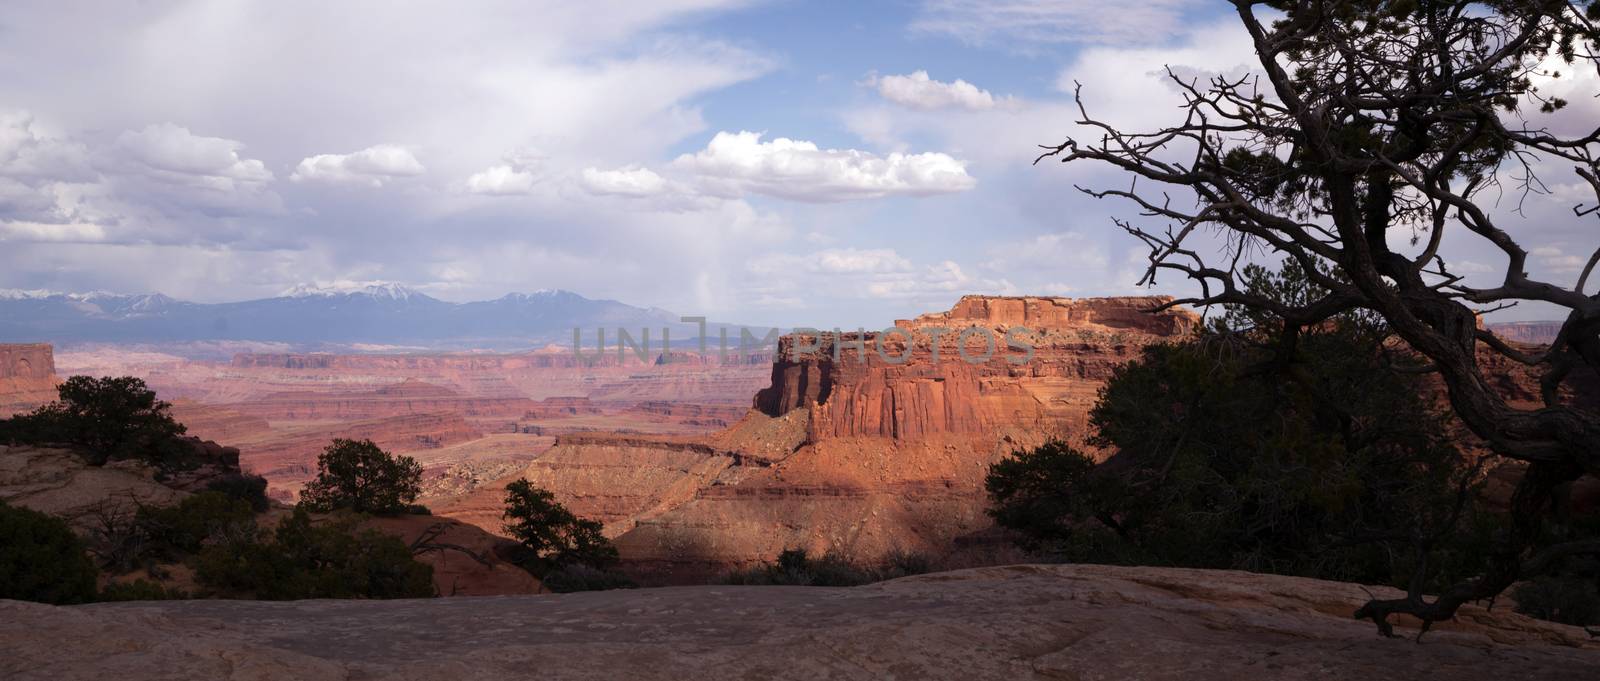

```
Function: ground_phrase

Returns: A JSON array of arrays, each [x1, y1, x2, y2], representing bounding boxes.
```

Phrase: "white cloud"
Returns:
[[672, 131, 976, 202], [112, 123, 272, 189], [864, 260, 1015, 299], [465, 164, 537, 195], [748, 248, 913, 275], [870, 70, 1007, 111], [579, 166, 668, 197], [0, 111, 93, 182], [911, 0, 1201, 48], [0, 220, 106, 242], [983, 231, 1109, 272], [290, 144, 425, 187]]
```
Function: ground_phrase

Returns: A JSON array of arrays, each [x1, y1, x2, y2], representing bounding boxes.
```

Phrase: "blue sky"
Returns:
[[0, 1, 1589, 328]]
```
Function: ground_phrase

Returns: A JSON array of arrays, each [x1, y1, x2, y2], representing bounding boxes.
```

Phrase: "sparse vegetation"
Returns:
[[136, 491, 259, 559], [1513, 575, 1600, 627], [0, 376, 189, 468], [205, 472, 272, 513], [0, 501, 99, 605], [502, 478, 620, 581], [988, 261, 1496, 592], [299, 439, 423, 516], [195, 506, 434, 600], [724, 548, 935, 587], [1040, 1, 1600, 636], [97, 579, 189, 602], [540, 563, 638, 593]]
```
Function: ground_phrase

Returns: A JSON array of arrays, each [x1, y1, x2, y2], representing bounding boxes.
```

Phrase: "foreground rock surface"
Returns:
[[4, 565, 1595, 680]]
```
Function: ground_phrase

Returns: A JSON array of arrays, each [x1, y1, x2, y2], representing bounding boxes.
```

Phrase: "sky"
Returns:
[[0, 0, 1595, 328]]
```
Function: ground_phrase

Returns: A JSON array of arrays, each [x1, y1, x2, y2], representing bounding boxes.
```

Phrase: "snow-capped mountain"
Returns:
[[0, 285, 740, 349], [278, 281, 428, 301]]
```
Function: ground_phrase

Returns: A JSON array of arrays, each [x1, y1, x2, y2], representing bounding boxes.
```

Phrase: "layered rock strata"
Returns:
[[441, 296, 1197, 578]]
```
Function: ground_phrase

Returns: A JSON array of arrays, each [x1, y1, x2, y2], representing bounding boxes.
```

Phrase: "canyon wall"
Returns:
[[0, 343, 58, 415], [1486, 321, 1563, 346], [440, 296, 1199, 579]]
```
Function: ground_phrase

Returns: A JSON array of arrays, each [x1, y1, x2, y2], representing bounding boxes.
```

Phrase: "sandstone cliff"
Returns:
[[439, 296, 1197, 578], [0, 343, 59, 415], [4, 564, 1595, 680]]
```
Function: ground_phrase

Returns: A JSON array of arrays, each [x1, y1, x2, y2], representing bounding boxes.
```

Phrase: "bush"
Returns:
[[540, 563, 638, 593], [985, 262, 1483, 590], [878, 549, 936, 580], [299, 439, 422, 515], [1513, 576, 1600, 626], [0, 376, 187, 467], [98, 579, 189, 602], [724, 548, 938, 587], [0, 501, 99, 604], [502, 478, 618, 576], [136, 491, 259, 558], [725, 549, 877, 587], [195, 506, 434, 600], [206, 473, 271, 512]]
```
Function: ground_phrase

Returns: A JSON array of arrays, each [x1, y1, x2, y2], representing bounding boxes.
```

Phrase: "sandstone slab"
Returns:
[[2, 565, 1595, 680]]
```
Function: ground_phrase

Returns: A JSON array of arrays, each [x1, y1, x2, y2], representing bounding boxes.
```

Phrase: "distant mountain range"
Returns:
[[0, 284, 758, 350]]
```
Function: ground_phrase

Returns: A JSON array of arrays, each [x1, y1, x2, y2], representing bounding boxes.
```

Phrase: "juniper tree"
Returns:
[[1039, 0, 1600, 635]]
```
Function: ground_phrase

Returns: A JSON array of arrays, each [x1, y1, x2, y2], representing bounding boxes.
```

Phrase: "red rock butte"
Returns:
[[0, 343, 58, 415], [435, 295, 1199, 580]]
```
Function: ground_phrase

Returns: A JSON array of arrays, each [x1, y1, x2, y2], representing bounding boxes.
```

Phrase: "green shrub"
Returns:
[[724, 548, 938, 587], [1513, 576, 1600, 626], [878, 549, 935, 580], [985, 261, 1482, 590], [206, 473, 271, 512], [0, 376, 187, 467], [195, 507, 434, 600], [540, 563, 638, 593], [502, 478, 618, 576], [299, 439, 422, 516], [98, 579, 189, 602], [725, 549, 876, 587], [0, 501, 99, 604], [136, 491, 259, 558]]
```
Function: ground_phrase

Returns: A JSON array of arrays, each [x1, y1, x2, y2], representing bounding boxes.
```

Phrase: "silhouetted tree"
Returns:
[[502, 478, 618, 577], [1039, 1, 1600, 635], [299, 439, 422, 515], [1, 376, 186, 466]]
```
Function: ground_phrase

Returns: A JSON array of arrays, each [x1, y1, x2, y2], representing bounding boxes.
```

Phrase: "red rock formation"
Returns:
[[439, 296, 1199, 579], [167, 401, 274, 444], [0, 343, 59, 415], [233, 379, 540, 421], [622, 400, 747, 428], [362, 515, 542, 596], [238, 412, 483, 490], [1486, 321, 1564, 345], [755, 295, 1196, 443], [523, 396, 605, 418]]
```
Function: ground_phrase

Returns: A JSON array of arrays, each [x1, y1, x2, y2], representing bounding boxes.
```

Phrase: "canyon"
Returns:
[[434, 295, 1201, 579], [7, 296, 1595, 582], [53, 344, 773, 505]]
